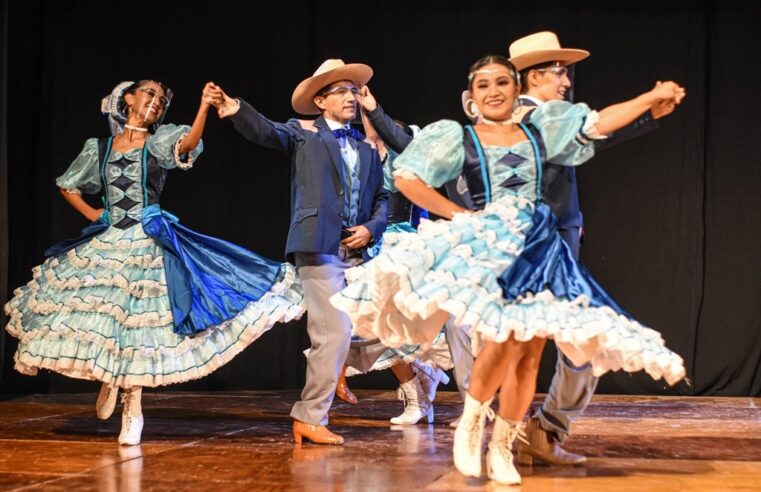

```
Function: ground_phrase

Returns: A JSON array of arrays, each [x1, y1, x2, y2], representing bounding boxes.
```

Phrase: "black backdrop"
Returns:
[[1, 0, 759, 397]]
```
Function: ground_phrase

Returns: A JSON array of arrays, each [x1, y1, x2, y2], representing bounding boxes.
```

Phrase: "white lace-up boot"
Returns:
[[390, 375, 434, 425], [453, 394, 494, 477], [413, 364, 450, 403], [486, 415, 526, 485], [95, 382, 119, 420], [118, 387, 143, 446]]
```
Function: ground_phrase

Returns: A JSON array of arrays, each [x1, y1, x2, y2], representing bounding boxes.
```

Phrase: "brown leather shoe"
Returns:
[[335, 364, 358, 405], [293, 420, 344, 445], [516, 417, 587, 466]]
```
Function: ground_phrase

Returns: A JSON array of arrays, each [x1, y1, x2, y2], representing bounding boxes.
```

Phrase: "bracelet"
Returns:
[[174, 134, 196, 169]]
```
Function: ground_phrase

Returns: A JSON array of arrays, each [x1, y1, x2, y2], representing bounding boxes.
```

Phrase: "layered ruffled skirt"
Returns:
[[5, 218, 304, 388], [331, 194, 685, 385], [346, 220, 453, 377]]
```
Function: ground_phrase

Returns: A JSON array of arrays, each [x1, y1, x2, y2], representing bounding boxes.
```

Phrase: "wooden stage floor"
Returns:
[[1, 391, 760, 491]]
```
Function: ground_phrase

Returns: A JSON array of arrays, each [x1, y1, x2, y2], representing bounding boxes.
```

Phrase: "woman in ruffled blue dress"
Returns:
[[4, 80, 304, 445], [339, 115, 453, 425], [331, 56, 686, 485]]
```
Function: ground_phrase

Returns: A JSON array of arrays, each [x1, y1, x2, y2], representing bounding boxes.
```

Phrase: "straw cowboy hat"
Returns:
[[291, 59, 373, 115], [508, 31, 589, 71]]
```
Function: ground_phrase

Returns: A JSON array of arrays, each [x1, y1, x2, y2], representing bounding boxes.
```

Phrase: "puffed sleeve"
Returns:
[[382, 149, 400, 192], [55, 138, 101, 195], [392, 120, 465, 188], [528, 100, 601, 166], [146, 123, 203, 170]]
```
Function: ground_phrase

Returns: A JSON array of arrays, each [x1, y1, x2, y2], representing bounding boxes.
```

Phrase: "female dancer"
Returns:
[[4, 80, 304, 445], [331, 56, 686, 485], [340, 111, 452, 425]]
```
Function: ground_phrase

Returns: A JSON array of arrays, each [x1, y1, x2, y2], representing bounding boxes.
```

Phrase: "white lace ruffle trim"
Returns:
[[332, 196, 685, 385], [5, 264, 305, 387]]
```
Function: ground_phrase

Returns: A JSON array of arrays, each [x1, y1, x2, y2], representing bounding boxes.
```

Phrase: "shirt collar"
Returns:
[[324, 117, 350, 131], [520, 95, 545, 107]]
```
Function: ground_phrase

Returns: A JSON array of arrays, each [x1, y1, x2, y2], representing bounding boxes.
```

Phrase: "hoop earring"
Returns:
[[465, 98, 480, 120]]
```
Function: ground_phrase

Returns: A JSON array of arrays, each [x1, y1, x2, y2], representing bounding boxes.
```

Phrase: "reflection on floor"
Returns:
[[1, 391, 760, 491]]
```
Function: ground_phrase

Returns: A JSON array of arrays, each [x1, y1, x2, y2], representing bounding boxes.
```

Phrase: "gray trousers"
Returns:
[[535, 226, 598, 441], [444, 317, 472, 400], [290, 249, 361, 426], [446, 226, 598, 441]]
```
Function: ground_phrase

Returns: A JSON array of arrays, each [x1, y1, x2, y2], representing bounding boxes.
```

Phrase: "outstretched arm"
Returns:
[[207, 83, 298, 154], [176, 82, 215, 155], [595, 81, 685, 135]]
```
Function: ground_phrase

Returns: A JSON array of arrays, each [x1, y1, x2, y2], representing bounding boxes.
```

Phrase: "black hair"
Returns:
[[467, 55, 519, 91], [518, 61, 560, 94], [120, 80, 171, 133], [393, 118, 414, 137]]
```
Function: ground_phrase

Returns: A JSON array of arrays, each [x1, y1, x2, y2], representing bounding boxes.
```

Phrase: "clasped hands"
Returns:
[[650, 81, 686, 120], [200, 82, 240, 118]]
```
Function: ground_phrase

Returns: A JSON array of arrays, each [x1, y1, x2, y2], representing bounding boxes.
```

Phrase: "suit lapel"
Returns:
[[314, 116, 345, 181], [358, 140, 373, 201]]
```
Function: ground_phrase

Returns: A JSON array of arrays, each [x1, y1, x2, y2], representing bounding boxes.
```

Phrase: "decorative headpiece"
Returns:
[[100, 80, 173, 135], [100, 81, 135, 136]]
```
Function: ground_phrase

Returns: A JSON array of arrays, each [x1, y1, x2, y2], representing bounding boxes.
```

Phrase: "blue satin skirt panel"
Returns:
[[140, 205, 283, 335], [497, 202, 629, 317], [44, 205, 284, 336], [44, 212, 111, 257]]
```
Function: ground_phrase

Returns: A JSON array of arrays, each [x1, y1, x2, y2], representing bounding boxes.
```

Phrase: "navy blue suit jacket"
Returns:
[[367, 105, 413, 154], [229, 100, 388, 262], [520, 96, 659, 230]]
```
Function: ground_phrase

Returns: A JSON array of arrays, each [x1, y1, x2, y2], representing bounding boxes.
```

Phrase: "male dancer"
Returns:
[[210, 59, 388, 445], [452, 32, 680, 464]]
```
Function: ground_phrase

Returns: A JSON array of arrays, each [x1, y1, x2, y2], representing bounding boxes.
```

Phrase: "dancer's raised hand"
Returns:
[[206, 83, 240, 118], [356, 86, 378, 112]]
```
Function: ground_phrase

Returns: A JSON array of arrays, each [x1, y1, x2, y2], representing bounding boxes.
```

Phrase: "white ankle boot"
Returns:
[[453, 394, 494, 478], [486, 415, 525, 485], [95, 383, 119, 420], [390, 375, 433, 425], [413, 364, 450, 402], [118, 387, 144, 446]]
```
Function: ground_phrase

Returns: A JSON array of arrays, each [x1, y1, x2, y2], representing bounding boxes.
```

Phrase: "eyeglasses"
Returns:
[[320, 85, 360, 98], [536, 65, 569, 78], [139, 87, 171, 108]]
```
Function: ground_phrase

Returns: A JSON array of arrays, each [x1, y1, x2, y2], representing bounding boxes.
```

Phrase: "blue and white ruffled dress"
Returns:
[[344, 150, 452, 377], [4, 124, 304, 388], [332, 101, 685, 385]]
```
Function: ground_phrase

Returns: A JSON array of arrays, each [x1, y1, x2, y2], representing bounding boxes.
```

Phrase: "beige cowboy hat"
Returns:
[[291, 59, 373, 115], [508, 31, 589, 71]]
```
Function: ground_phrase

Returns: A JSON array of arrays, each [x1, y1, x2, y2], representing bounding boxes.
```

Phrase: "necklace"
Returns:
[[480, 117, 514, 126], [124, 124, 148, 132]]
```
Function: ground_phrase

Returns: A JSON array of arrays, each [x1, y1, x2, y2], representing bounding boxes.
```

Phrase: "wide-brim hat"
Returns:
[[291, 59, 373, 115], [508, 31, 589, 71]]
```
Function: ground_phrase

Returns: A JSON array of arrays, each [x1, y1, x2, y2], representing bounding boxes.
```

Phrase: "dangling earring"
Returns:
[[512, 97, 522, 113]]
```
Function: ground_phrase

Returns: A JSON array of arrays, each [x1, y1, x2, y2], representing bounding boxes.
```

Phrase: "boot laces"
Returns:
[[498, 421, 528, 460], [466, 404, 495, 451], [121, 389, 137, 422]]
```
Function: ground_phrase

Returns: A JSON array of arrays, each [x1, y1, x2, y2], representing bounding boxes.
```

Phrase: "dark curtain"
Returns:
[[1, 0, 759, 396], [0, 0, 8, 386]]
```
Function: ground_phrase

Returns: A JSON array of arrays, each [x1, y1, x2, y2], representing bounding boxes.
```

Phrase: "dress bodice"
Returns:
[[391, 100, 600, 206], [56, 124, 203, 228]]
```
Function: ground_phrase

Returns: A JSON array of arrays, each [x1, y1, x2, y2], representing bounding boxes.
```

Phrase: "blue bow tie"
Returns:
[[332, 128, 364, 141]]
